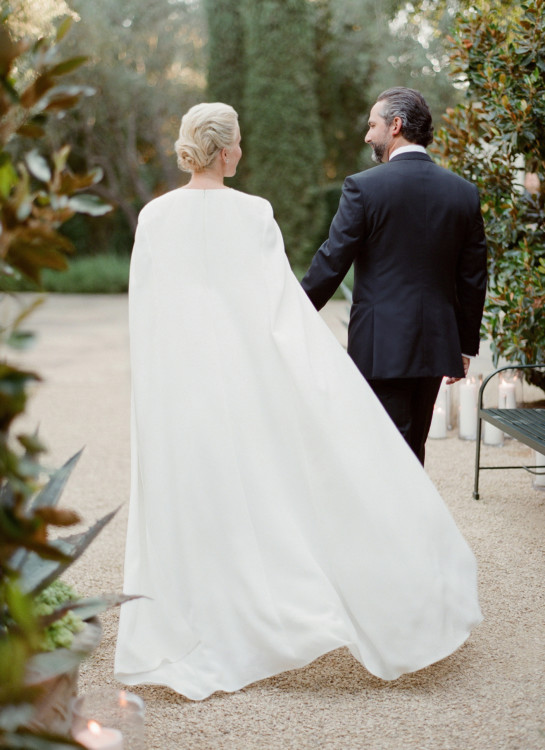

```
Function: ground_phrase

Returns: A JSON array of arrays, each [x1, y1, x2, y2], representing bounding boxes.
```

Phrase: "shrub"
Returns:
[[434, 0, 545, 389], [1, 254, 130, 293]]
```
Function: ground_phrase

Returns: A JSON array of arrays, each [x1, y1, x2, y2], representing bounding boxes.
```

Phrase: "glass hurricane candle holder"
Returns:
[[72, 689, 145, 750], [458, 375, 479, 440], [483, 419, 504, 447], [429, 379, 449, 439], [498, 372, 517, 409]]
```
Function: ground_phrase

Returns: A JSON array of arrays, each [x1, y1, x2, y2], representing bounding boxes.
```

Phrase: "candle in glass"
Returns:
[[483, 419, 504, 446], [72, 689, 144, 750], [428, 404, 447, 439], [458, 377, 478, 440], [498, 374, 517, 409], [74, 720, 123, 750]]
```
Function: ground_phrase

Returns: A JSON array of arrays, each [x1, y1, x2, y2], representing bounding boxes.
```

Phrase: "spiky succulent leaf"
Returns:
[[16, 508, 119, 595], [28, 451, 82, 512]]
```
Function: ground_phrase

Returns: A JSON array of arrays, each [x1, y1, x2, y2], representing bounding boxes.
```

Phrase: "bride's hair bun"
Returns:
[[175, 102, 239, 173]]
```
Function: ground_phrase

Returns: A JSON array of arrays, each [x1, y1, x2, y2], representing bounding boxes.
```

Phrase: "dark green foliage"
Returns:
[[243, 0, 325, 265], [0, 254, 129, 293], [313, 0, 457, 181], [435, 0, 545, 389], [0, 20, 111, 288], [205, 0, 247, 188], [41, 0, 206, 250], [205, 0, 245, 111], [59, 211, 133, 258]]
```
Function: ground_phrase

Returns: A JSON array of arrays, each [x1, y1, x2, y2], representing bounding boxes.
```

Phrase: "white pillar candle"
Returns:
[[534, 451, 545, 489], [444, 382, 452, 430], [436, 378, 452, 427], [428, 405, 447, 439], [75, 721, 123, 750], [498, 381, 516, 409], [483, 419, 504, 446], [458, 379, 478, 440]]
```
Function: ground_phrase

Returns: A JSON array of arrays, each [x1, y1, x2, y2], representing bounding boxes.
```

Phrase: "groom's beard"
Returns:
[[369, 133, 392, 163], [370, 143, 386, 163]]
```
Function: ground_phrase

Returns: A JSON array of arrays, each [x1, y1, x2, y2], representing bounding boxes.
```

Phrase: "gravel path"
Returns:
[[14, 294, 545, 750]]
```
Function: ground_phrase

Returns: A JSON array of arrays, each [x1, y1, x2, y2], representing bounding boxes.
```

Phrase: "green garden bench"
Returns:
[[473, 364, 545, 500]]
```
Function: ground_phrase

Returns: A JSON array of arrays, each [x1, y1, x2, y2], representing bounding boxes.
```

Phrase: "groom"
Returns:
[[302, 87, 487, 464]]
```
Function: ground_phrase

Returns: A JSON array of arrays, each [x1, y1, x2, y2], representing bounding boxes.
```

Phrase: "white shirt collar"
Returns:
[[389, 144, 427, 160]]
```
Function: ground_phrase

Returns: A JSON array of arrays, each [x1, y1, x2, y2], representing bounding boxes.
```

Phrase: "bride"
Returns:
[[114, 102, 482, 701]]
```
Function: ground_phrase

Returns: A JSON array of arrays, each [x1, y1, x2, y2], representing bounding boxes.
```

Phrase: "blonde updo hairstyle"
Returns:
[[175, 102, 239, 173]]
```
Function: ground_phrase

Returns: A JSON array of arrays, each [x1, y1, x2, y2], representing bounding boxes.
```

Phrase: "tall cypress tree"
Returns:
[[205, 0, 246, 186], [205, 0, 245, 109], [243, 0, 325, 266]]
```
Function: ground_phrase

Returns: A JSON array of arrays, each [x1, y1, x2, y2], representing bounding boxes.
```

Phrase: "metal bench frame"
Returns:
[[473, 364, 545, 500]]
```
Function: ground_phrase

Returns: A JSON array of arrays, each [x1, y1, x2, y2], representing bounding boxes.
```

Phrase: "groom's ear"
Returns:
[[391, 116, 403, 136]]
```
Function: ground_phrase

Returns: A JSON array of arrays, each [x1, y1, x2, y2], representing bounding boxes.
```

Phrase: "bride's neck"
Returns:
[[184, 165, 227, 190]]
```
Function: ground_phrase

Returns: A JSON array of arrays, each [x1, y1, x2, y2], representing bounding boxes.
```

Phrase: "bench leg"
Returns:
[[473, 416, 483, 500]]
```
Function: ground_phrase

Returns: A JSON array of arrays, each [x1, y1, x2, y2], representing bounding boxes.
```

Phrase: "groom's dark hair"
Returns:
[[376, 87, 434, 147]]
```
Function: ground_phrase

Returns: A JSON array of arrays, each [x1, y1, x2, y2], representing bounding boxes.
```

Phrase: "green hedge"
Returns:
[[1, 254, 130, 294]]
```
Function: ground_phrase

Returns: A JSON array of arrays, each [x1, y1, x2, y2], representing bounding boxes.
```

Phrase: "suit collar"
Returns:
[[387, 152, 433, 163]]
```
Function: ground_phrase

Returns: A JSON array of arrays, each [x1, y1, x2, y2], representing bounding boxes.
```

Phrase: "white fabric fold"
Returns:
[[115, 188, 482, 701]]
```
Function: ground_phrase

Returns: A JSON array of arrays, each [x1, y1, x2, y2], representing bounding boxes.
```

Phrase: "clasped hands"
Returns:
[[445, 355, 470, 385]]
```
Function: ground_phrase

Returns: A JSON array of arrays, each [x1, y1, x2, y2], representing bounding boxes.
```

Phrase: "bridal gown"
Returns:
[[114, 188, 482, 701]]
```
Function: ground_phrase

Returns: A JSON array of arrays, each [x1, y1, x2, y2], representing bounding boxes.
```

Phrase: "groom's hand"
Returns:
[[445, 355, 470, 385]]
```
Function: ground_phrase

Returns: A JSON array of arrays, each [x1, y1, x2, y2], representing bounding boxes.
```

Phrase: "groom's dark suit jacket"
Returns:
[[302, 152, 487, 380]]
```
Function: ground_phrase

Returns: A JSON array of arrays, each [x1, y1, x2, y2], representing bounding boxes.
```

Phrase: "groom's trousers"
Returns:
[[366, 377, 443, 466]]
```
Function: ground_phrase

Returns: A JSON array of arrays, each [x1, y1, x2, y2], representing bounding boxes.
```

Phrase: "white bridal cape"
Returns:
[[115, 188, 482, 701]]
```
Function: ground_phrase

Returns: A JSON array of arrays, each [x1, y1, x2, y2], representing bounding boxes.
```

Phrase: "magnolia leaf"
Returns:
[[88, 166, 104, 184], [52, 145, 71, 174], [59, 167, 104, 194], [25, 151, 51, 183], [56, 17, 73, 42], [7, 330, 35, 350], [20, 75, 56, 109], [49, 56, 88, 77], [16, 123, 46, 139], [15, 197, 33, 221], [43, 94, 81, 112], [0, 28, 27, 77], [7, 243, 69, 284], [0, 153, 17, 198], [67, 194, 112, 216]]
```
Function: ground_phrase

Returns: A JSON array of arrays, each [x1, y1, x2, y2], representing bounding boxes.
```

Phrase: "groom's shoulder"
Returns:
[[347, 160, 477, 195], [346, 165, 390, 189]]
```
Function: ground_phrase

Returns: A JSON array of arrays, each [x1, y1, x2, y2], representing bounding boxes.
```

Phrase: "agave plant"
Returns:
[[0, 447, 134, 747]]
